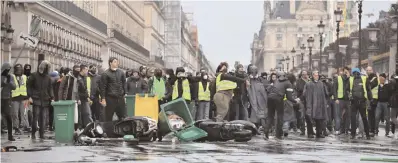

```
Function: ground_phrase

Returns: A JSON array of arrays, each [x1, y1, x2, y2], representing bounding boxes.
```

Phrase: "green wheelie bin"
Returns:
[[125, 95, 136, 117], [158, 98, 207, 141], [51, 100, 76, 143]]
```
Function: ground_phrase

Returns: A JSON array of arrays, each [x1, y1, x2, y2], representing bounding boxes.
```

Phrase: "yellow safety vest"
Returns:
[[370, 77, 379, 99], [283, 95, 287, 101], [337, 76, 344, 99], [198, 82, 210, 101], [12, 75, 27, 97], [172, 79, 191, 100], [349, 76, 368, 99], [87, 76, 91, 96], [215, 74, 237, 92]]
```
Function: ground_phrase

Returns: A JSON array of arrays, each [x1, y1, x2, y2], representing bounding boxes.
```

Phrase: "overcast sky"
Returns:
[[182, 1, 393, 69]]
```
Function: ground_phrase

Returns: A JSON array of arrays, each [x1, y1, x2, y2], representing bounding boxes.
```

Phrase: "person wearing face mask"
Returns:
[[164, 69, 176, 103], [87, 65, 102, 121], [58, 65, 80, 101], [348, 68, 372, 139], [196, 72, 211, 120], [26, 60, 54, 139], [333, 67, 351, 135], [23, 64, 31, 78], [127, 69, 148, 95], [303, 71, 329, 138], [148, 68, 170, 112], [1, 62, 16, 141], [213, 62, 248, 122], [10, 64, 29, 135]]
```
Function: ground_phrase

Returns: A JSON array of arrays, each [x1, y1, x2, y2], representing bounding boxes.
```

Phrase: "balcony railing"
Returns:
[[112, 29, 150, 58], [44, 1, 107, 35]]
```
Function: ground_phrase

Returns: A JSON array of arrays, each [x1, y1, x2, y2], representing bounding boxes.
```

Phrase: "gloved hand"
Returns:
[[295, 98, 301, 104]]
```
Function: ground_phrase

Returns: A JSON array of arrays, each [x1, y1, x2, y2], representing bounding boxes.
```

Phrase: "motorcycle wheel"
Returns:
[[234, 136, 252, 142], [233, 130, 252, 138]]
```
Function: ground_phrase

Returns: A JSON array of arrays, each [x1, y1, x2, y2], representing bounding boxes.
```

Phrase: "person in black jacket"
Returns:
[[100, 57, 127, 122], [295, 70, 310, 135], [264, 71, 299, 140], [27, 60, 54, 139], [1, 62, 16, 141], [77, 64, 93, 129], [127, 69, 148, 95], [375, 73, 390, 136], [388, 71, 398, 139]]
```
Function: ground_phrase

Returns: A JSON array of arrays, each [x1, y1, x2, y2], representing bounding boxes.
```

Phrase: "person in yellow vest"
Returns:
[[348, 68, 372, 139], [333, 66, 351, 135], [213, 62, 248, 122], [196, 72, 211, 120], [148, 68, 171, 112], [171, 67, 199, 102], [367, 71, 379, 136], [10, 64, 28, 135]]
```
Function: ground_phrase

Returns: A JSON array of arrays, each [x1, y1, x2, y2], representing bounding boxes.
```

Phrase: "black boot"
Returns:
[[8, 132, 15, 141]]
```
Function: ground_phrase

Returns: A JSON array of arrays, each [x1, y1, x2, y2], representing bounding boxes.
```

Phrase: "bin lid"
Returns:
[[51, 100, 75, 106], [174, 126, 208, 142]]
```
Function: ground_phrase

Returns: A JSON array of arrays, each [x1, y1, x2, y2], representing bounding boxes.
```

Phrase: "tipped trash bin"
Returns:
[[158, 98, 207, 141], [52, 100, 76, 143], [134, 94, 159, 121], [125, 95, 136, 117]]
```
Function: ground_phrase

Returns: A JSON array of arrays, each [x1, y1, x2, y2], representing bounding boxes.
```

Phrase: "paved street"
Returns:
[[2, 129, 398, 163]]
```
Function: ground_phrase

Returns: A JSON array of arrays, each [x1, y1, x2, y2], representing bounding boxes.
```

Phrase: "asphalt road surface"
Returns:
[[1, 129, 398, 163]]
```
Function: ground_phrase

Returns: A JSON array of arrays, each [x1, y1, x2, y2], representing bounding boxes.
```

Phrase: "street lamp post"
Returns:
[[334, 8, 343, 68], [318, 20, 325, 72], [291, 47, 296, 70], [280, 57, 285, 72], [357, 0, 363, 67], [300, 44, 306, 70], [285, 56, 290, 72], [307, 37, 314, 71]]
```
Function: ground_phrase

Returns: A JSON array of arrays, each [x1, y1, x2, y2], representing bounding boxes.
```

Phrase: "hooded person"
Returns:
[[212, 62, 248, 122], [263, 71, 299, 140], [23, 64, 31, 78], [148, 68, 170, 112], [164, 68, 175, 102], [1, 62, 16, 141], [10, 63, 29, 134], [282, 73, 298, 137], [127, 68, 148, 95], [26, 60, 54, 139], [246, 65, 268, 128], [303, 70, 329, 138], [58, 65, 80, 101]]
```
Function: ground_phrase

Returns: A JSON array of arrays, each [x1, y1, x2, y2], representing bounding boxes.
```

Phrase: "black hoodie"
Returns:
[[267, 74, 296, 103], [27, 61, 53, 106]]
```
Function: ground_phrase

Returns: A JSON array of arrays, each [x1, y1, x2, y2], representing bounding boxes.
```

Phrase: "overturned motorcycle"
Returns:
[[194, 119, 258, 142], [75, 116, 157, 145]]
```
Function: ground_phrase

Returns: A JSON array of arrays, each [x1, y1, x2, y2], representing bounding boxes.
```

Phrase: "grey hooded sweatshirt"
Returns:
[[1, 63, 16, 99]]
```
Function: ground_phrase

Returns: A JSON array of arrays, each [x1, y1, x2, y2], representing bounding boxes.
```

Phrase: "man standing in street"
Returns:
[[367, 67, 379, 137], [77, 65, 93, 128], [27, 60, 53, 139], [348, 68, 372, 139], [11, 64, 29, 135], [2, 62, 16, 141], [100, 57, 127, 121], [333, 67, 351, 135], [296, 70, 310, 135]]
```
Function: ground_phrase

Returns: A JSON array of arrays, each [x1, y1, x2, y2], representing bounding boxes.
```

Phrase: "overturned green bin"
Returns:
[[125, 95, 136, 117], [158, 98, 207, 141], [52, 100, 76, 144]]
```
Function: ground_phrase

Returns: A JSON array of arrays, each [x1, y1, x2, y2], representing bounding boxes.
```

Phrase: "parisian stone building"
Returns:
[[252, 0, 359, 73]]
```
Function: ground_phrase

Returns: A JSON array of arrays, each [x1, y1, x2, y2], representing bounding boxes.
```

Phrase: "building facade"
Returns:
[[252, 1, 358, 73], [144, 1, 166, 68], [4, 1, 213, 73]]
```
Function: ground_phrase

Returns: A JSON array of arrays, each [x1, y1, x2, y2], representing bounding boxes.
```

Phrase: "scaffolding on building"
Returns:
[[163, 0, 182, 70]]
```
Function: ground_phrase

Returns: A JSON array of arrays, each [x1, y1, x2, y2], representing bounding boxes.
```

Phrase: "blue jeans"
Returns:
[[197, 101, 210, 120], [376, 102, 390, 134]]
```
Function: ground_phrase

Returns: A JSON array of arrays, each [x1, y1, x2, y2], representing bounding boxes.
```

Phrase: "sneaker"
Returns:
[[8, 136, 15, 141]]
